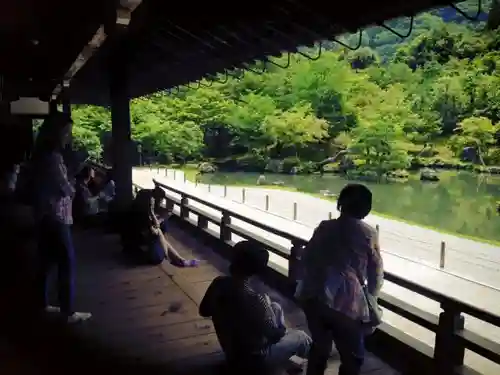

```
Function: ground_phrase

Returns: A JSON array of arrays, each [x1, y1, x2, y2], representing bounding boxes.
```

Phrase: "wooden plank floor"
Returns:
[[3, 222, 400, 375], [70, 228, 222, 374]]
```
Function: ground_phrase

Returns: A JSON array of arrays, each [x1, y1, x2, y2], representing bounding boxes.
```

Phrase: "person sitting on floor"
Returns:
[[98, 173, 115, 207], [74, 167, 98, 212], [73, 166, 108, 227], [123, 184, 199, 267], [199, 241, 311, 374]]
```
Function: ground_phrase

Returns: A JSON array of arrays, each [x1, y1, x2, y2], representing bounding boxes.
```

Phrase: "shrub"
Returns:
[[282, 157, 301, 174]]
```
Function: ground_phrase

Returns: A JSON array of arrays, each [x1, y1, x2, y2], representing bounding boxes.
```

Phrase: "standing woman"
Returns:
[[296, 184, 383, 375], [32, 112, 91, 323]]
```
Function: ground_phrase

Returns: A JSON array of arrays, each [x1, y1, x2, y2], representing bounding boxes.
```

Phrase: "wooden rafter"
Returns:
[[52, 0, 143, 100]]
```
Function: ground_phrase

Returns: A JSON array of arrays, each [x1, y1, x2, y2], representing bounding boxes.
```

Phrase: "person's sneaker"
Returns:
[[67, 312, 92, 324], [45, 305, 61, 314], [171, 258, 200, 268], [182, 259, 200, 268]]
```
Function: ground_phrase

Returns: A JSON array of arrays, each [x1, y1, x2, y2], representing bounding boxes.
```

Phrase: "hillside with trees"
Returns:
[[71, 1, 500, 179]]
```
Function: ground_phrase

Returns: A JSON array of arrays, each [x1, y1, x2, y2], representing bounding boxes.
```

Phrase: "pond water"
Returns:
[[198, 171, 500, 243]]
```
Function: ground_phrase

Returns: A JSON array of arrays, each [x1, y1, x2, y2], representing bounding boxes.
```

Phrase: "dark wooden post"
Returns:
[[62, 98, 71, 116], [109, 46, 133, 210], [197, 214, 208, 230], [220, 212, 232, 242], [289, 240, 305, 284], [61, 94, 73, 149], [49, 100, 58, 115], [180, 194, 189, 219], [166, 198, 174, 212], [434, 305, 465, 373]]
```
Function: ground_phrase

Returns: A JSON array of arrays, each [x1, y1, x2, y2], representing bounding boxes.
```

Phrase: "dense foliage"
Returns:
[[72, 3, 500, 178]]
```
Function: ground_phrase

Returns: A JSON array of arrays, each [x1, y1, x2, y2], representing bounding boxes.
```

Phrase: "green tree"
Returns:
[[130, 97, 204, 163], [350, 122, 410, 178], [72, 126, 102, 160], [226, 93, 277, 153], [346, 47, 380, 70], [71, 105, 111, 158], [262, 103, 328, 157], [449, 116, 499, 163], [72, 105, 111, 134]]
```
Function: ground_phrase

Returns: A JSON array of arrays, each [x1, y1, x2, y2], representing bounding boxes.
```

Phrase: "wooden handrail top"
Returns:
[[153, 179, 308, 245]]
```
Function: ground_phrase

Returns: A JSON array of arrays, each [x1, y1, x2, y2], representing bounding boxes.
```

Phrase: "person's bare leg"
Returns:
[[166, 245, 188, 265], [155, 226, 200, 267], [165, 240, 200, 267]]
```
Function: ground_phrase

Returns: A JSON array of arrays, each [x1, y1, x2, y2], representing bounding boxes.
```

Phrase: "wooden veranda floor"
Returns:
[[0, 219, 399, 375]]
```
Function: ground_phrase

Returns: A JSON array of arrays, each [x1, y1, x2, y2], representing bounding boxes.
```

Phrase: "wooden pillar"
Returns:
[[49, 100, 58, 115], [62, 98, 71, 116], [62, 94, 73, 149], [109, 47, 133, 210]]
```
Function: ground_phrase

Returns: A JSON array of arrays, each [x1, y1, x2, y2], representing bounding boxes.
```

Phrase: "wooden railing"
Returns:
[[149, 178, 500, 375]]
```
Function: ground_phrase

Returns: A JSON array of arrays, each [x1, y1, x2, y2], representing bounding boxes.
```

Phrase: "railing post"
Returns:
[[293, 202, 298, 220], [242, 188, 246, 203], [184, 174, 187, 184], [220, 211, 232, 242], [173, 170, 177, 180], [166, 198, 174, 212], [328, 212, 333, 220], [289, 240, 305, 291], [224, 185, 227, 197], [208, 184, 211, 193], [265, 194, 270, 211], [197, 213, 208, 230], [376, 224, 380, 234], [157, 164, 160, 173], [434, 306, 465, 374], [180, 194, 189, 219], [165, 168, 168, 177], [440, 241, 446, 269]]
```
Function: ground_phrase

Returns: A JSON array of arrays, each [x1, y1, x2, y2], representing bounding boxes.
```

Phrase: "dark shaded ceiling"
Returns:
[[0, 0, 116, 101], [0, 0, 463, 105]]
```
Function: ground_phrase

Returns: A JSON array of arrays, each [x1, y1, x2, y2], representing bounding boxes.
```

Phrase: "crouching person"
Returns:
[[122, 184, 199, 267], [199, 241, 311, 374]]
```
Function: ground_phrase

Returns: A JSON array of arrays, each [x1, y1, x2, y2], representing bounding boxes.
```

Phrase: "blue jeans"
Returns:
[[37, 217, 75, 316], [304, 301, 365, 375], [265, 301, 312, 368], [147, 220, 168, 265]]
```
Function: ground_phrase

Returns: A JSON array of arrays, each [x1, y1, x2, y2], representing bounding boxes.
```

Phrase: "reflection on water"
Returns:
[[199, 171, 500, 242]]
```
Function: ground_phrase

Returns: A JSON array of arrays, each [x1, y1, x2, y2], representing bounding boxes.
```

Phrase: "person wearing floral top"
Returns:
[[297, 184, 383, 375], [32, 113, 91, 324]]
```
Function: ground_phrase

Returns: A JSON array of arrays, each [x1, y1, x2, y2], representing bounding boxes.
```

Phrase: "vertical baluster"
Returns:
[[220, 211, 232, 242]]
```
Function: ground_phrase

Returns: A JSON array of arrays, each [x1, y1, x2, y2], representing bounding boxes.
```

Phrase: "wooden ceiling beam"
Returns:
[[51, 0, 143, 100]]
